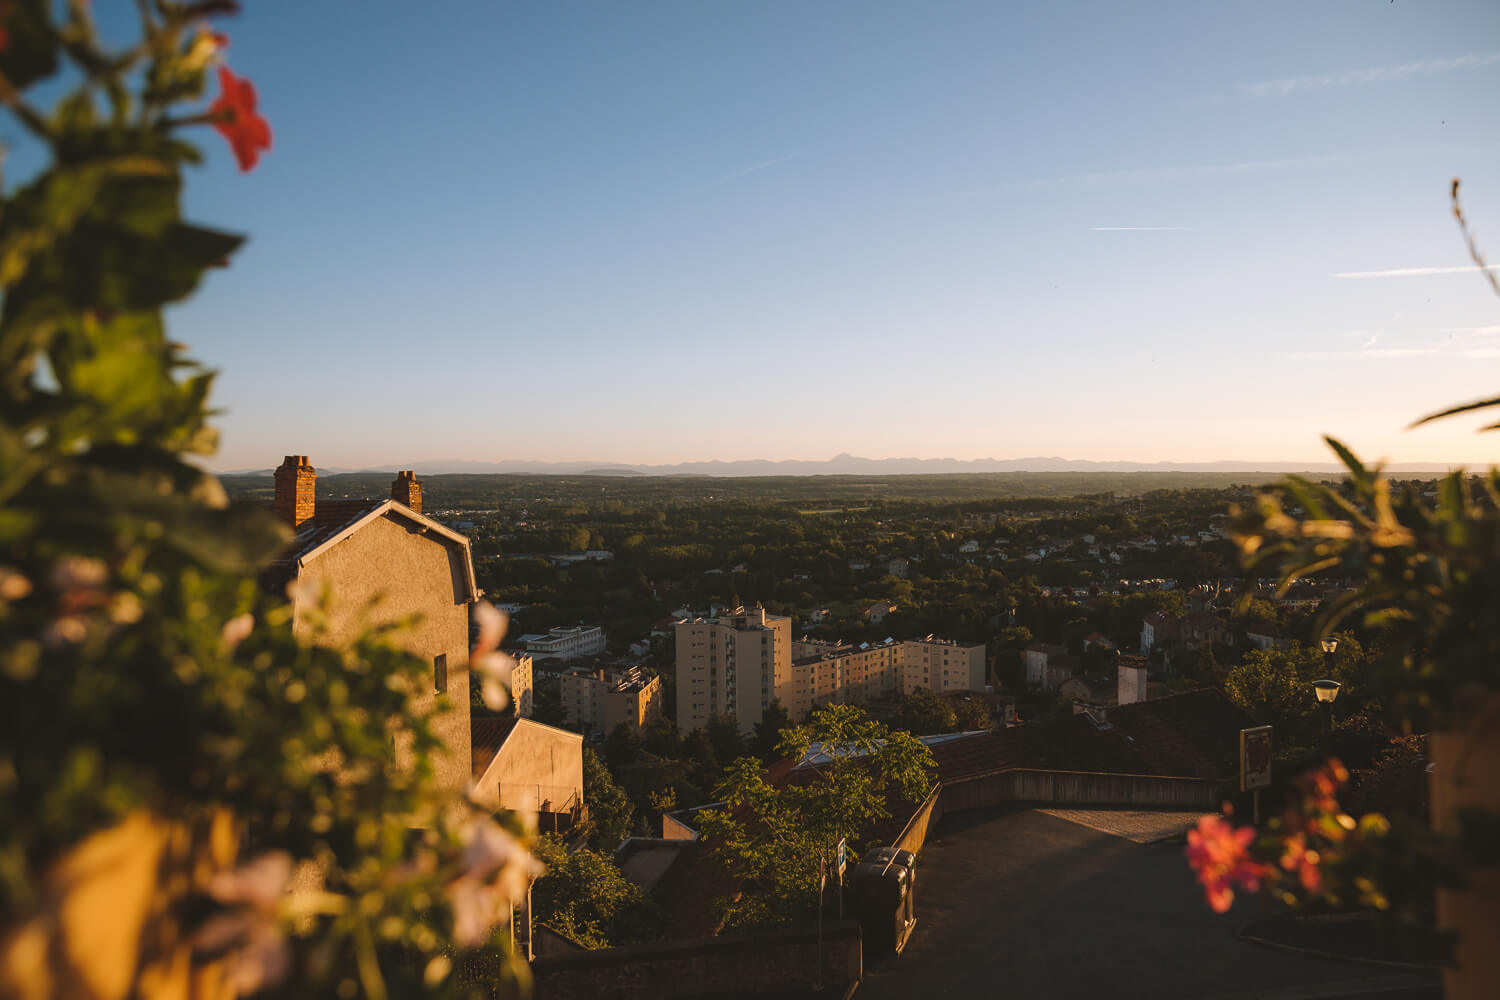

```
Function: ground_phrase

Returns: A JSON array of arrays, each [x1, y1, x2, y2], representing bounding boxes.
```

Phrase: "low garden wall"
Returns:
[[530, 920, 861, 999]]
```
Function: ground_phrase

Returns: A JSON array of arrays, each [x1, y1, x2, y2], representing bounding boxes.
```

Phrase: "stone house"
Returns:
[[264, 456, 483, 794], [471, 717, 585, 832], [1022, 642, 1077, 692]]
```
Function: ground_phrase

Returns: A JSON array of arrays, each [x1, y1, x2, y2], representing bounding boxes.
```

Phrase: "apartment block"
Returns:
[[788, 634, 986, 715], [559, 664, 663, 735], [510, 653, 534, 719], [900, 635, 987, 695], [517, 624, 606, 661], [674, 605, 792, 734]]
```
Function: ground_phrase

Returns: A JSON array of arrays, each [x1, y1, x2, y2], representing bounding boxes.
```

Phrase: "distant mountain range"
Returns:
[[218, 453, 1467, 477]]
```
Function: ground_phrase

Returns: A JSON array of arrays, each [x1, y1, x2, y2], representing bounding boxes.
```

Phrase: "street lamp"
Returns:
[[1312, 678, 1341, 741]]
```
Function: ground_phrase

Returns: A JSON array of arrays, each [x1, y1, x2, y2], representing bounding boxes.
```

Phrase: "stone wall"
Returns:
[[531, 921, 861, 1000]]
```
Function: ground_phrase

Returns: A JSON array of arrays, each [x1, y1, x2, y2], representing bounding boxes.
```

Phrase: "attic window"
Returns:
[[434, 654, 448, 694]]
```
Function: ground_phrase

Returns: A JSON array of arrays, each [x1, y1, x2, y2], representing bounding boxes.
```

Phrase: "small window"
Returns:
[[434, 654, 448, 693]]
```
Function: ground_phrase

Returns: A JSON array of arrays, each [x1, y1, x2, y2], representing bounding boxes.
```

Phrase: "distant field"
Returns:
[[221, 469, 1299, 508]]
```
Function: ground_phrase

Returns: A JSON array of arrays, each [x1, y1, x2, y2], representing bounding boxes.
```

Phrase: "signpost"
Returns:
[[1240, 725, 1273, 823], [816, 856, 826, 992], [836, 838, 847, 919]]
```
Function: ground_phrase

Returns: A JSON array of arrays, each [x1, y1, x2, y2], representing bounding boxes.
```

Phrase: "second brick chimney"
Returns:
[[273, 455, 316, 529], [391, 470, 422, 514]]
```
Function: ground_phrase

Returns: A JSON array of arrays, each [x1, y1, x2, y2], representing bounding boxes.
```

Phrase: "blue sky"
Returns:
[[144, 2, 1500, 470]]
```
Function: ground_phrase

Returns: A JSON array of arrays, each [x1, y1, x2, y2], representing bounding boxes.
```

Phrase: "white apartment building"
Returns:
[[675, 608, 986, 734], [674, 605, 792, 734], [516, 625, 606, 661]]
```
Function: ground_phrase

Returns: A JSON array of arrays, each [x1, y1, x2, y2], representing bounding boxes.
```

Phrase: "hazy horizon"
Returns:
[[214, 450, 1477, 477], [138, 2, 1498, 473]]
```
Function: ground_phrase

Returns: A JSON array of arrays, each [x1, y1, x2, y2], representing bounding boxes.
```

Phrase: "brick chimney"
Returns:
[[1118, 655, 1148, 706], [391, 470, 422, 514], [273, 455, 316, 529]]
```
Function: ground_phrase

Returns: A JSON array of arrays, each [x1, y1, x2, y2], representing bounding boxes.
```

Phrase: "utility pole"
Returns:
[[816, 855, 826, 992]]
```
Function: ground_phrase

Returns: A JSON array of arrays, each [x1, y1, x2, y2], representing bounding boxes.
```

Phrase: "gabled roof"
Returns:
[[471, 716, 521, 779], [470, 716, 582, 782], [264, 498, 479, 602]]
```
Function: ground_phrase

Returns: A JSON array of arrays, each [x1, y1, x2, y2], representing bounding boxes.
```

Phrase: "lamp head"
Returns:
[[1320, 638, 1339, 655], [1313, 679, 1341, 703]]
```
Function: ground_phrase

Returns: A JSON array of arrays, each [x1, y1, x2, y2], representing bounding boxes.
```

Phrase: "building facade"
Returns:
[[517, 625, 606, 661], [470, 717, 584, 831], [559, 664, 662, 734], [674, 605, 792, 734], [267, 456, 478, 794], [676, 617, 986, 732], [510, 652, 534, 719]]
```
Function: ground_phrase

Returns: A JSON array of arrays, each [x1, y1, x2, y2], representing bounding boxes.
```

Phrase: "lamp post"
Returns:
[[1316, 638, 1340, 742], [1312, 678, 1341, 742]]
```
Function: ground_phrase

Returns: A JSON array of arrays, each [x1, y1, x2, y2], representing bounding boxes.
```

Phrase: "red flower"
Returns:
[[210, 66, 271, 171], [1279, 833, 1323, 893], [1185, 814, 1267, 913]]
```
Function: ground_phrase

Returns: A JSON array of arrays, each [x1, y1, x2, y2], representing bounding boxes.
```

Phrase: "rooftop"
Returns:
[[924, 688, 1248, 783]]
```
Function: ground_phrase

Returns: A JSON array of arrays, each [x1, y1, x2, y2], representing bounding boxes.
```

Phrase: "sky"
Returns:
[[112, 2, 1500, 470]]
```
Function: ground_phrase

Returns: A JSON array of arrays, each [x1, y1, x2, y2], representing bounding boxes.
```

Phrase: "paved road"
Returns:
[[1036, 807, 1204, 844], [855, 806, 1440, 1000]]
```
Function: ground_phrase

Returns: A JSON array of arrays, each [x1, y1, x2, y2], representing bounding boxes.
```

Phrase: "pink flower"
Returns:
[[470, 602, 516, 711], [192, 852, 293, 995], [220, 612, 254, 649], [473, 602, 507, 656], [1186, 814, 1266, 913], [444, 819, 544, 947]]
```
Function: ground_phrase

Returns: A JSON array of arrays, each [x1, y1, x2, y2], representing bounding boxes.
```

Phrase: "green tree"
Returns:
[[604, 721, 643, 768], [582, 746, 635, 851], [641, 714, 680, 756], [530, 835, 657, 949], [1222, 637, 1362, 747], [750, 699, 794, 763], [695, 704, 934, 930], [893, 687, 958, 735], [705, 712, 745, 767], [951, 695, 992, 732]]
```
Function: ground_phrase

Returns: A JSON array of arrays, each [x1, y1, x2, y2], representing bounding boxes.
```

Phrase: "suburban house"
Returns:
[[264, 456, 478, 794], [471, 717, 585, 831], [1022, 642, 1076, 692], [1243, 621, 1287, 650], [1139, 610, 1180, 657]]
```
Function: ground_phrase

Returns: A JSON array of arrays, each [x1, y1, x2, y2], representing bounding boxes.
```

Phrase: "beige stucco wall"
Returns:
[[677, 613, 793, 734], [602, 674, 662, 733], [471, 720, 584, 817], [293, 512, 473, 794]]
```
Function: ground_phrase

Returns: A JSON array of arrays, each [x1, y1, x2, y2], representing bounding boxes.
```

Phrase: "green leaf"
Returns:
[[1409, 394, 1500, 429], [0, 0, 60, 91], [1324, 436, 1372, 490]]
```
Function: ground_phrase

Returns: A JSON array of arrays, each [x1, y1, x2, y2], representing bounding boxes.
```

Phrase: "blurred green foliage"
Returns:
[[0, 6, 529, 997]]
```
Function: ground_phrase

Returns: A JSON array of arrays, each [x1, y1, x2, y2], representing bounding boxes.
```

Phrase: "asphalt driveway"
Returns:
[[855, 806, 1440, 1000]]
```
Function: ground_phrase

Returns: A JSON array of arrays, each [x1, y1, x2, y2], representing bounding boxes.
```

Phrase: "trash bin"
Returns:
[[847, 847, 917, 957]]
